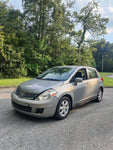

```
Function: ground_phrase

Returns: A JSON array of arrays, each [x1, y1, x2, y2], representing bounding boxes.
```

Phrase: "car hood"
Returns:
[[17, 78, 64, 94]]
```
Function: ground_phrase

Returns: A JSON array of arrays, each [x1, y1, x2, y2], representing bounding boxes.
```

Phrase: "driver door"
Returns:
[[71, 68, 90, 105]]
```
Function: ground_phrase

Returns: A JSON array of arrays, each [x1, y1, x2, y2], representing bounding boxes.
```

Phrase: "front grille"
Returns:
[[16, 89, 38, 100], [12, 101, 32, 112]]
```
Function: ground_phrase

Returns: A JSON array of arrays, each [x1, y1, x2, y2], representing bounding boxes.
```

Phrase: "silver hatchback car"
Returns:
[[11, 66, 104, 120]]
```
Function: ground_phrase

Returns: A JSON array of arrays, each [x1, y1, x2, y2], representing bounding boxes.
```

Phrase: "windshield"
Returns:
[[37, 67, 75, 81]]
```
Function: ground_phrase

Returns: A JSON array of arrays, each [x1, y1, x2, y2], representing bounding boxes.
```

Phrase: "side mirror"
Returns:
[[75, 78, 83, 86]]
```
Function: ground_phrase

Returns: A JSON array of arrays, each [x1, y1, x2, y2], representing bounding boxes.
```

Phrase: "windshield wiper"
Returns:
[[43, 78, 61, 81]]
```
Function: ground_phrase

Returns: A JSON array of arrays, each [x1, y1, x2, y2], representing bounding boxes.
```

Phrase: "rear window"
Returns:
[[87, 68, 98, 79]]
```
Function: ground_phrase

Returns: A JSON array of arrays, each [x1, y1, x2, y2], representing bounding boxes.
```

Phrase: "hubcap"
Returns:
[[59, 100, 69, 117]]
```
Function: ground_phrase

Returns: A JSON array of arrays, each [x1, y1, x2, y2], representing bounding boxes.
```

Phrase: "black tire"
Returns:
[[55, 96, 71, 120], [96, 88, 103, 102]]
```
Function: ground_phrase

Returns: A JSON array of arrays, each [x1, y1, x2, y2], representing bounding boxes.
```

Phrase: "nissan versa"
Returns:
[[11, 66, 104, 120]]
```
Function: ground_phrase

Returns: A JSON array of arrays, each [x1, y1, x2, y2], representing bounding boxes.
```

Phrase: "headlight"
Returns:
[[35, 89, 57, 101]]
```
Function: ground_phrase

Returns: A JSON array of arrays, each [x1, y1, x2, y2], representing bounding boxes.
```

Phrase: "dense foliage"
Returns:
[[0, 0, 109, 78], [93, 39, 113, 72]]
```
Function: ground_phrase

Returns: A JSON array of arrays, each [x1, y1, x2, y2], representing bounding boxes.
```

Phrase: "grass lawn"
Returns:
[[100, 72, 113, 87], [0, 77, 32, 87], [0, 72, 113, 87]]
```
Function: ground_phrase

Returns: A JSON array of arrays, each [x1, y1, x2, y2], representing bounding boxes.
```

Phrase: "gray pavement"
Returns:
[[0, 88, 113, 150]]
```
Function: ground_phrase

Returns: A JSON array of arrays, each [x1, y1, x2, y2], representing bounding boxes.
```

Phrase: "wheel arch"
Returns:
[[59, 94, 73, 110], [100, 86, 104, 93]]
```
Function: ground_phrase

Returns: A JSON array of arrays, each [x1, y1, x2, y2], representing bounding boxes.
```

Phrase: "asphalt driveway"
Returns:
[[106, 73, 113, 78], [0, 88, 113, 150]]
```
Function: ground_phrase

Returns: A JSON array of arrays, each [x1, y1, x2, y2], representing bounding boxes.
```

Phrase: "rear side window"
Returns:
[[87, 68, 98, 79]]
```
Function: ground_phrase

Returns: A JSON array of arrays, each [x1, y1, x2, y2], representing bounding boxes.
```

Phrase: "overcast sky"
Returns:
[[9, 0, 113, 43]]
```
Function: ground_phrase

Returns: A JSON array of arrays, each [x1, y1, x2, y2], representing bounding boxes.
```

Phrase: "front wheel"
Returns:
[[55, 97, 71, 120], [96, 88, 103, 102]]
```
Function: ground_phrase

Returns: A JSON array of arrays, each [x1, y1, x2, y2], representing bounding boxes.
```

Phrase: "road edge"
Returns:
[[0, 86, 16, 89]]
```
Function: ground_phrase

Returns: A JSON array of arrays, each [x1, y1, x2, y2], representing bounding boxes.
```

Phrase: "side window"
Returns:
[[70, 69, 87, 83], [87, 68, 98, 79]]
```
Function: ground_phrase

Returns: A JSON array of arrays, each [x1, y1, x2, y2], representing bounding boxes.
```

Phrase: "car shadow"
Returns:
[[70, 100, 98, 113], [12, 110, 58, 123]]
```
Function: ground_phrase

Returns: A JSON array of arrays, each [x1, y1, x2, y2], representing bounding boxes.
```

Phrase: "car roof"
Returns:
[[53, 66, 98, 72], [53, 66, 86, 69], [53, 66, 96, 70]]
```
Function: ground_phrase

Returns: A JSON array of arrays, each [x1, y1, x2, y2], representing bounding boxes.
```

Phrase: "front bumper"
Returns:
[[11, 92, 59, 118]]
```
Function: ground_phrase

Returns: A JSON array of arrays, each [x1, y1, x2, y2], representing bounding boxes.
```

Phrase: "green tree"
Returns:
[[22, 0, 74, 75], [0, 25, 4, 57], [0, 1, 27, 78], [93, 39, 113, 72], [73, 0, 109, 50], [0, 0, 110, 78]]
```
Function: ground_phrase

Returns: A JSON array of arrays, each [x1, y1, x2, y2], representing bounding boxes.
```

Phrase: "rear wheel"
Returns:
[[55, 96, 71, 120], [96, 88, 103, 102]]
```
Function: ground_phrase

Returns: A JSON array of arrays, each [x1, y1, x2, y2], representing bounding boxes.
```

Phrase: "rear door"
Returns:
[[87, 68, 99, 97]]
